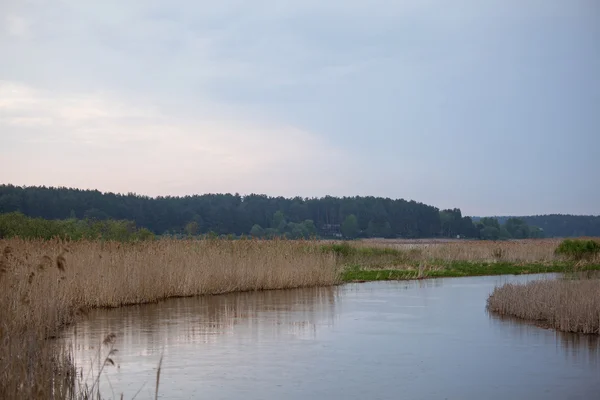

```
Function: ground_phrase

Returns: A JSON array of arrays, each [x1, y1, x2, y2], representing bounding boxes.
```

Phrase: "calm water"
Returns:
[[63, 274, 600, 400]]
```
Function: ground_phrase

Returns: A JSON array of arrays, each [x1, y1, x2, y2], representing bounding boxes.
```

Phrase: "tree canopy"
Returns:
[[1, 184, 595, 239]]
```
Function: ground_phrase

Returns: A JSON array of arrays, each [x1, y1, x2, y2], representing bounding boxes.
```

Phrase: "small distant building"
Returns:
[[321, 223, 342, 238]]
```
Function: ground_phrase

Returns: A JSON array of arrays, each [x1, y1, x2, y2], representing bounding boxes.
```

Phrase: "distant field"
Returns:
[[356, 237, 565, 246], [320, 238, 600, 282], [340, 238, 571, 263], [359, 238, 466, 245]]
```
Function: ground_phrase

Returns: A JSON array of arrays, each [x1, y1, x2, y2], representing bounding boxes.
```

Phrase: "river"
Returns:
[[62, 273, 600, 399]]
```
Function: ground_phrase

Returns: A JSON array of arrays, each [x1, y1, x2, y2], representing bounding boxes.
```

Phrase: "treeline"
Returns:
[[473, 216, 544, 240], [493, 215, 600, 238], [0, 184, 593, 240], [0, 184, 444, 238]]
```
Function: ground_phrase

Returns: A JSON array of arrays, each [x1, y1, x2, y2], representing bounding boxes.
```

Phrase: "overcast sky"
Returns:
[[1, 0, 598, 216]]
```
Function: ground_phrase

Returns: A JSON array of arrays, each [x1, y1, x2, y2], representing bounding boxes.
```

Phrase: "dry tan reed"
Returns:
[[354, 238, 600, 265], [487, 277, 600, 334], [0, 238, 339, 399]]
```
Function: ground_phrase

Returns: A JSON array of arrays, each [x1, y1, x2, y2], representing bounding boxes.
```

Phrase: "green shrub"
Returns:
[[321, 242, 353, 257], [0, 212, 155, 242], [136, 227, 156, 241], [555, 239, 600, 261]]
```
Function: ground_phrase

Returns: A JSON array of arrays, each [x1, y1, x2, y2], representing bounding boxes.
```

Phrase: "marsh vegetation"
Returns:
[[1, 234, 599, 398], [487, 275, 600, 334], [0, 238, 339, 399], [484, 240, 600, 334], [326, 238, 600, 281]]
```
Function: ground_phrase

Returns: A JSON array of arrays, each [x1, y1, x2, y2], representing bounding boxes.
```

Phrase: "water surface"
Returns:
[[64, 274, 600, 399]]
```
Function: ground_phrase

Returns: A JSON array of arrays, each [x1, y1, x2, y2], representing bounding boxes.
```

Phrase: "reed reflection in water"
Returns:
[[64, 275, 600, 400], [64, 286, 339, 398]]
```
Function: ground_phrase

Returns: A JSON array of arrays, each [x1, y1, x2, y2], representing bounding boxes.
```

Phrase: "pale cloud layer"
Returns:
[[0, 81, 348, 196], [1, 0, 599, 215]]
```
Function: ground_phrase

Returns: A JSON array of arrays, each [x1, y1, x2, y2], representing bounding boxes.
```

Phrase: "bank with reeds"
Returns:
[[3, 235, 599, 398], [487, 277, 600, 334], [0, 238, 340, 399], [325, 239, 600, 282]]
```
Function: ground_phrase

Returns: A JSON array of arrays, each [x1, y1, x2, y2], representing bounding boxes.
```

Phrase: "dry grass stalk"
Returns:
[[56, 250, 67, 272], [155, 353, 163, 400], [0, 237, 340, 399], [487, 278, 600, 334]]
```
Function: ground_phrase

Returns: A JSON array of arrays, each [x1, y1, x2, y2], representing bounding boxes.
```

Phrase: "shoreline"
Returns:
[[486, 277, 600, 335], [341, 262, 600, 282]]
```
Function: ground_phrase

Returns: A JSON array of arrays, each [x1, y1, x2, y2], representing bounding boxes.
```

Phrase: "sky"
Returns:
[[1, 0, 598, 216]]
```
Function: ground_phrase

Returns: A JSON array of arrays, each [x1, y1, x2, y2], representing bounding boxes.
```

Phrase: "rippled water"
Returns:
[[63, 274, 600, 399]]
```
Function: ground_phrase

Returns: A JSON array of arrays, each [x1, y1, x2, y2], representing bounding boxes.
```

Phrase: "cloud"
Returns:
[[0, 80, 349, 196], [3, 14, 30, 37], [0, 1, 598, 215]]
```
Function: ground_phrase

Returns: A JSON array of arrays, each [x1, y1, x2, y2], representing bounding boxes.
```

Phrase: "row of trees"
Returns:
[[0, 210, 552, 242], [1, 184, 596, 239], [0, 185, 442, 238], [247, 211, 318, 239], [337, 212, 542, 240], [475, 217, 544, 240], [493, 215, 600, 238]]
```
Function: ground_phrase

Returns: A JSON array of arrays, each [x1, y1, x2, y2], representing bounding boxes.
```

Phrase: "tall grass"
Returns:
[[0, 238, 340, 399], [321, 242, 422, 269], [351, 238, 600, 265], [487, 277, 600, 334]]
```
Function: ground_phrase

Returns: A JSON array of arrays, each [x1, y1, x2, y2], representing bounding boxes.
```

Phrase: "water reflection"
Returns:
[[65, 286, 339, 397], [489, 312, 600, 368], [63, 275, 600, 400], [559, 331, 600, 367]]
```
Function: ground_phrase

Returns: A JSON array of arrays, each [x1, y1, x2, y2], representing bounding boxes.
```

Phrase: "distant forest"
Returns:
[[474, 215, 600, 239], [0, 184, 598, 239]]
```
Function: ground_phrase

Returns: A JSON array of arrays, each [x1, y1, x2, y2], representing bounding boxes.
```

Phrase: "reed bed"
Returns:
[[487, 278, 600, 334], [354, 238, 600, 265], [0, 238, 340, 399]]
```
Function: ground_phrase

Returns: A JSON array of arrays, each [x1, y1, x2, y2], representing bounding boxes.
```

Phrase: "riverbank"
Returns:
[[487, 276, 600, 334], [341, 262, 600, 282], [321, 240, 600, 282], [0, 238, 340, 399], [2, 237, 598, 398]]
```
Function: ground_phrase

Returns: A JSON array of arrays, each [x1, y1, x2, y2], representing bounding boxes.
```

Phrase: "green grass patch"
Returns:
[[341, 262, 600, 282], [343, 269, 418, 281]]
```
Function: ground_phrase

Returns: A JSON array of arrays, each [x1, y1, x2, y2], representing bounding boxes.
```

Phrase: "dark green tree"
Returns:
[[271, 211, 286, 232], [249, 224, 264, 237], [367, 219, 392, 238], [504, 218, 529, 239], [480, 226, 501, 240], [341, 214, 359, 239], [185, 221, 199, 236]]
